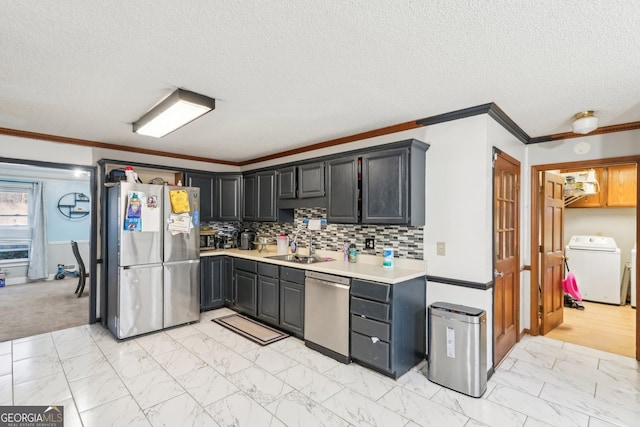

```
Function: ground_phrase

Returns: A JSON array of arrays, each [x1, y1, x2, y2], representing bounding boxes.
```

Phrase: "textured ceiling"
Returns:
[[2, 1, 639, 163]]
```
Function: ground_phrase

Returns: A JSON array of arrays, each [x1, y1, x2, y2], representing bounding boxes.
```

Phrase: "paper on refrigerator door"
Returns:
[[167, 213, 192, 234], [141, 192, 161, 232], [124, 191, 143, 231], [169, 189, 191, 214]]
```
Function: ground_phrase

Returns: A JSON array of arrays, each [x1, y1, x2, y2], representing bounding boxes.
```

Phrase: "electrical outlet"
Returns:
[[365, 238, 375, 250], [436, 242, 446, 256]]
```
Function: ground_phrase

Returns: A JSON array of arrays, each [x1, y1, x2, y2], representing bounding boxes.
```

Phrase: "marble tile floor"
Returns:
[[1, 307, 639, 426]]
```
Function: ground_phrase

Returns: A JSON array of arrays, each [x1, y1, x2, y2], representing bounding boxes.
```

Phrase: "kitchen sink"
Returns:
[[266, 254, 327, 264]]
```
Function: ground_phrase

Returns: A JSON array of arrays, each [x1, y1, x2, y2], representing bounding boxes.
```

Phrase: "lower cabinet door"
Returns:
[[257, 276, 280, 324], [280, 280, 304, 336], [200, 257, 223, 311], [234, 270, 257, 316]]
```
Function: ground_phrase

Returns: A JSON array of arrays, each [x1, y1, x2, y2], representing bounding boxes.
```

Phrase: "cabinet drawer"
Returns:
[[258, 262, 279, 278], [351, 331, 390, 372], [351, 314, 390, 342], [351, 279, 391, 303], [280, 266, 305, 284], [235, 258, 257, 273], [351, 297, 391, 322]]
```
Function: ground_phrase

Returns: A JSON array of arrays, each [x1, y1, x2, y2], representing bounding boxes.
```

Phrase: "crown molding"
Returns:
[[0, 127, 239, 166]]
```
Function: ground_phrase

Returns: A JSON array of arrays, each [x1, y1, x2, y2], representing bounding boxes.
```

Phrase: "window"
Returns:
[[0, 186, 31, 262], [0, 190, 29, 226]]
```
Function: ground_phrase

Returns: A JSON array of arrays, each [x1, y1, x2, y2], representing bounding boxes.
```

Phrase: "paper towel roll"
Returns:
[[308, 219, 322, 230]]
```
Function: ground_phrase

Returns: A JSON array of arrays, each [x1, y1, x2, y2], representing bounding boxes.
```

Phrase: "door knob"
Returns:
[[494, 269, 504, 277]]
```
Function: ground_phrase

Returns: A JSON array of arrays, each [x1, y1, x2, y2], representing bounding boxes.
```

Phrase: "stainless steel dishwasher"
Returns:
[[304, 270, 351, 363]]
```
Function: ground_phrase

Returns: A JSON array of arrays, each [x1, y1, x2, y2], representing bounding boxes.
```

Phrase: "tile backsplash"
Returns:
[[235, 207, 423, 260]]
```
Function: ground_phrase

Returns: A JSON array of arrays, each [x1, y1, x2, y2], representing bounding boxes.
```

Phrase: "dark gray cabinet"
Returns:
[[277, 167, 296, 199], [350, 277, 426, 379], [362, 143, 426, 226], [327, 156, 359, 223], [257, 263, 280, 324], [244, 171, 276, 221], [216, 174, 242, 221], [200, 256, 223, 311], [327, 140, 427, 226], [242, 174, 256, 220], [257, 171, 276, 221], [234, 259, 257, 316], [298, 162, 325, 198], [279, 266, 305, 337], [185, 172, 216, 221], [277, 162, 324, 200], [223, 256, 234, 306]]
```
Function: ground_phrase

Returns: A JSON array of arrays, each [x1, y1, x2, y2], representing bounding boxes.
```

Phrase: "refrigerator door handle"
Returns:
[[163, 260, 200, 266], [122, 264, 163, 270]]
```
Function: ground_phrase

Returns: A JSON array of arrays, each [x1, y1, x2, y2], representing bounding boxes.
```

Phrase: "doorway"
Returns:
[[530, 156, 640, 360], [0, 158, 97, 341]]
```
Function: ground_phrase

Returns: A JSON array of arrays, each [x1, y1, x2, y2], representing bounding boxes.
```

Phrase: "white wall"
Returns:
[[528, 129, 640, 165], [423, 115, 490, 281], [0, 135, 94, 165]]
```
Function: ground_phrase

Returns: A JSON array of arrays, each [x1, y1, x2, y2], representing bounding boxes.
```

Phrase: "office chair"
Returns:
[[71, 240, 87, 297]]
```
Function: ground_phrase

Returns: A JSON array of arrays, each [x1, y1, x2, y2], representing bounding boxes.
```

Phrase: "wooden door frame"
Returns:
[[530, 155, 640, 360]]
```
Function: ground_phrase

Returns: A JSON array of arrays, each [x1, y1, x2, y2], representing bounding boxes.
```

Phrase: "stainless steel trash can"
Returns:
[[427, 302, 487, 397]]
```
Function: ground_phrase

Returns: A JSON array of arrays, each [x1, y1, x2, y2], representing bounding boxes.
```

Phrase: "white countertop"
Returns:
[[200, 247, 426, 284]]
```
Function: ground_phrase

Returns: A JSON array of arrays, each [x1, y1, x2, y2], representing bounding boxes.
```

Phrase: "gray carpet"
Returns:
[[0, 277, 89, 343]]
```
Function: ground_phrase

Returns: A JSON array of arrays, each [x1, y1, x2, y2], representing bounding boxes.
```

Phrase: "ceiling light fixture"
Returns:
[[571, 111, 598, 135], [132, 88, 216, 138]]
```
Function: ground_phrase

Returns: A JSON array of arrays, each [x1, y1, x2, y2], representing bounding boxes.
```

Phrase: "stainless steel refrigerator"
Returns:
[[106, 182, 200, 339]]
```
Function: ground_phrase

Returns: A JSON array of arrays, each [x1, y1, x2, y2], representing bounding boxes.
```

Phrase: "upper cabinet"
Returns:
[[243, 174, 257, 220], [327, 140, 428, 226], [298, 162, 325, 198], [257, 171, 277, 221], [362, 149, 408, 224], [277, 162, 325, 199], [216, 174, 242, 221], [184, 172, 216, 221], [277, 167, 296, 199], [244, 171, 277, 221], [607, 164, 637, 207], [565, 165, 636, 208], [327, 156, 359, 224]]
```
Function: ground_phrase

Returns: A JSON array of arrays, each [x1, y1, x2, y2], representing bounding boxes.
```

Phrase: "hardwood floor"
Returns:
[[545, 301, 636, 358]]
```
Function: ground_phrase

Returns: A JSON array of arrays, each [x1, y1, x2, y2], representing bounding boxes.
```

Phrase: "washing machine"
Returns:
[[565, 235, 621, 304], [632, 244, 636, 308]]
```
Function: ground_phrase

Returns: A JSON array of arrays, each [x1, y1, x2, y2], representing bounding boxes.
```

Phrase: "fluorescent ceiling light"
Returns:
[[133, 88, 216, 138], [571, 111, 598, 135]]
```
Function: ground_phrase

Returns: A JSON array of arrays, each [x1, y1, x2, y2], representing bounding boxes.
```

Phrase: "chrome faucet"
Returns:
[[291, 224, 316, 258]]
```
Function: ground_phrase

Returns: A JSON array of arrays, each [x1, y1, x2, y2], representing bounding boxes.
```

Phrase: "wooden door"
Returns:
[[540, 172, 565, 335], [493, 151, 520, 365]]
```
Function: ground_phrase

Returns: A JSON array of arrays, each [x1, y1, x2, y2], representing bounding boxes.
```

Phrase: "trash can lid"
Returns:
[[430, 301, 485, 317]]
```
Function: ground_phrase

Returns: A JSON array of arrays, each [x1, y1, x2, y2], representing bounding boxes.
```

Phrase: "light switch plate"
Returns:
[[436, 242, 445, 256]]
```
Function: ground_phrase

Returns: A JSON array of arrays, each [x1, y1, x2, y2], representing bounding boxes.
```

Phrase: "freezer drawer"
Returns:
[[164, 260, 201, 328], [114, 265, 163, 339]]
